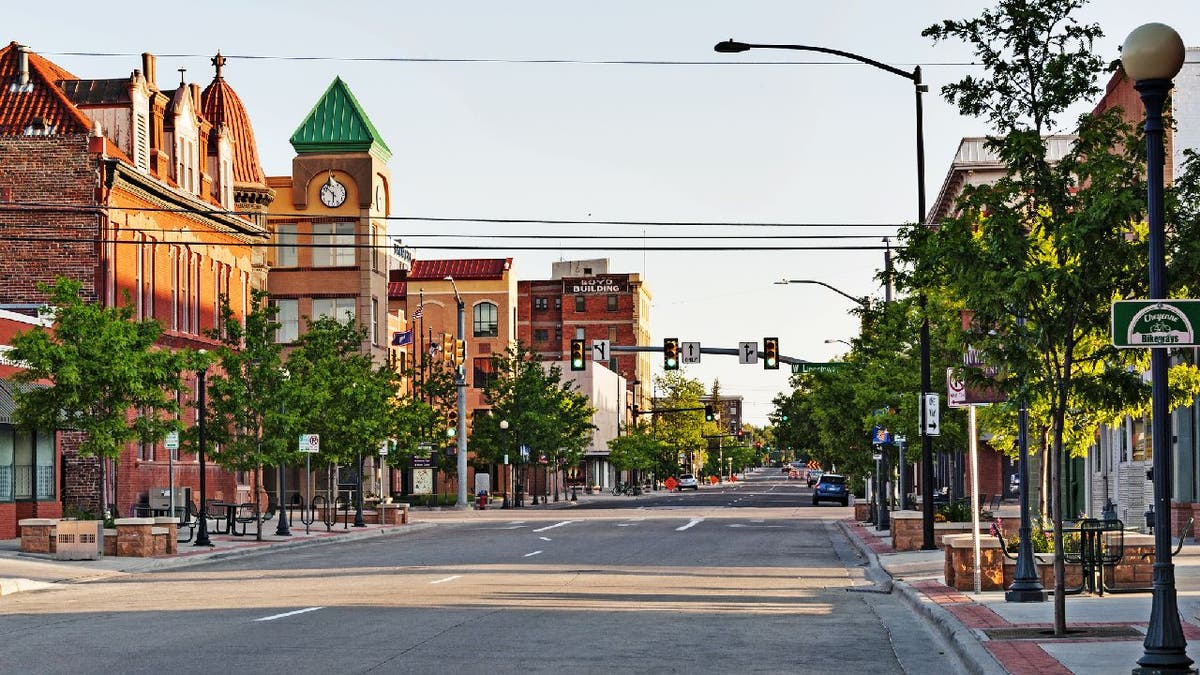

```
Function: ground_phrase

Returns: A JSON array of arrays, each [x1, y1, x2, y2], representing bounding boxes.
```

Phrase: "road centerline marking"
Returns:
[[430, 575, 462, 585], [254, 607, 323, 622], [539, 536, 552, 541], [524, 550, 543, 557], [676, 518, 703, 531], [532, 520, 574, 533]]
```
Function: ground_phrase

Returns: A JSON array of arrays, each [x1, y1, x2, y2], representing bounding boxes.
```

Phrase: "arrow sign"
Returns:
[[738, 341, 758, 364], [592, 339, 610, 361], [682, 341, 701, 364]]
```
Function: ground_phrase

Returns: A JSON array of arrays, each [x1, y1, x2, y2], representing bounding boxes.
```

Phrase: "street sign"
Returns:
[[164, 431, 179, 450], [947, 368, 967, 408], [872, 453, 883, 461], [1112, 299, 1200, 347], [411, 468, 433, 495], [682, 341, 701, 364], [871, 426, 892, 444], [298, 433, 320, 453], [379, 441, 389, 456], [410, 455, 433, 468], [592, 339, 610, 362], [923, 393, 941, 436], [738, 341, 758, 364], [791, 362, 842, 374]]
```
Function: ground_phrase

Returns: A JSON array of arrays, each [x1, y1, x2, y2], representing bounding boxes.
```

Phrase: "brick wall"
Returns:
[[60, 431, 100, 513], [0, 136, 101, 304]]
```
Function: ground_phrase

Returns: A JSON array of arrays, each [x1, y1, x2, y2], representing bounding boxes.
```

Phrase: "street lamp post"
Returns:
[[1006, 316, 1044, 601], [194, 351, 213, 548], [1123, 23, 1192, 675], [275, 368, 292, 537], [723, 39, 934, 549], [500, 419, 512, 509], [444, 276, 468, 508]]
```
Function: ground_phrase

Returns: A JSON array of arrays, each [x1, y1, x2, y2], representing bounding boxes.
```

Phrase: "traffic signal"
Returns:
[[663, 338, 679, 370], [704, 404, 714, 422], [447, 409, 459, 437], [441, 333, 454, 362], [763, 337, 779, 370], [569, 339, 586, 371], [454, 339, 465, 365]]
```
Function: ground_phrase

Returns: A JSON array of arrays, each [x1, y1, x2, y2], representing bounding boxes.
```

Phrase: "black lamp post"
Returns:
[[275, 368, 291, 537], [1006, 315, 1045, 601], [1123, 22, 1192, 675], [194, 352, 213, 547], [721, 39, 934, 549]]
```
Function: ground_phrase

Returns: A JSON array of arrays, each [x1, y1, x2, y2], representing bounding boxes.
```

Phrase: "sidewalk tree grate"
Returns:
[[983, 625, 1143, 640]]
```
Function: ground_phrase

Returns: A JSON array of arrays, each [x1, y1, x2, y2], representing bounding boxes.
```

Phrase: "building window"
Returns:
[[473, 356, 495, 389], [608, 326, 619, 343], [574, 296, 586, 312], [371, 297, 380, 346], [607, 294, 618, 312], [276, 224, 298, 267], [533, 329, 549, 342], [554, 297, 561, 310], [312, 222, 355, 267], [370, 224, 379, 272], [5, 428, 55, 501], [534, 297, 549, 311], [554, 327, 562, 342], [575, 327, 585, 339], [474, 302, 498, 338], [275, 299, 299, 343], [313, 297, 356, 324], [1132, 415, 1152, 462]]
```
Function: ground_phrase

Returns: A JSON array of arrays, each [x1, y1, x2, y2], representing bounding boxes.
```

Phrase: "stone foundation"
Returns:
[[18, 518, 58, 554]]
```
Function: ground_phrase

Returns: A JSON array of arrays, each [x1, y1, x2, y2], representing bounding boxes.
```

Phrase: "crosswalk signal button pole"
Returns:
[[664, 338, 680, 371], [763, 337, 779, 370], [570, 339, 586, 371]]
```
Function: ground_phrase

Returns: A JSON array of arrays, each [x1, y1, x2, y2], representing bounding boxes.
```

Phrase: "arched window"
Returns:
[[473, 302, 498, 337]]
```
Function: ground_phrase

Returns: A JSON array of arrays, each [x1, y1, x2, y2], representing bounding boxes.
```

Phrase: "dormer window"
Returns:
[[23, 117, 54, 136]]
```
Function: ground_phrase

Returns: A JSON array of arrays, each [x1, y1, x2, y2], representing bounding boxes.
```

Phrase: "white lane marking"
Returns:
[[728, 524, 784, 528], [429, 575, 462, 585], [532, 520, 575, 533], [676, 518, 704, 531], [524, 550, 543, 558], [539, 536, 552, 541], [469, 525, 527, 530], [254, 607, 323, 622], [616, 523, 631, 527]]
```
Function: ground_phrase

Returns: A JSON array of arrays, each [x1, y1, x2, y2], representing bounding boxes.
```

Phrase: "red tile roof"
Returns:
[[201, 74, 267, 185], [408, 258, 511, 281], [388, 281, 407, 298], [0, 42, 93, 136]]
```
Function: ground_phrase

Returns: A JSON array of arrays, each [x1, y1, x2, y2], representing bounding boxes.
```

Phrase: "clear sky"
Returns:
[[12, 1, 1200, 424]]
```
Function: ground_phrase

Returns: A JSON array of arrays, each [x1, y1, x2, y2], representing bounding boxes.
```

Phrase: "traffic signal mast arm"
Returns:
[[609, 344, 811, 367], [632, 405, 708, 416]]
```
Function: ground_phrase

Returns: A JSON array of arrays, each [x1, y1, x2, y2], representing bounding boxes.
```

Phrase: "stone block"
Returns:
[[114, 517, 156, 557], [19, 518, 58, 554], [154, 517, 178, 554]]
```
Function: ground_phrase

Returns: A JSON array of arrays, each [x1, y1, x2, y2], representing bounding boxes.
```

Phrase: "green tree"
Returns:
[[650, 371, 711, 479], [607, 428, 663, 477], [285, 316, 394, 507], [10, 277, 188, 517], [198, 290, 299, 539], [905, 0, 1200, 634]]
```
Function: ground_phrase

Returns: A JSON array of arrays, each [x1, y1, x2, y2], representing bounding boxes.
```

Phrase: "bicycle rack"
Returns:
[[301, 496, 320, 535], [335, 495, 352, 529]]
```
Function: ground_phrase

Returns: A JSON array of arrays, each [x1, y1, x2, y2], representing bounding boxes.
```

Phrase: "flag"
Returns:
[[429, 342, 442, 355], [391, 330, 413, 347], [411, 305, 424, 320]]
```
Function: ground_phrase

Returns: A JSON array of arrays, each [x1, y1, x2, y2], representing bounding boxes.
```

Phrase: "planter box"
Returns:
[[892, 510, 989, 551], [854, 502, 871, 522], [944, 531, 1157, 592]]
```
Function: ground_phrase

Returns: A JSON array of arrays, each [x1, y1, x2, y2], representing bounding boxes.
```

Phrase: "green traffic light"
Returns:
[[446, 427, 456, 438]]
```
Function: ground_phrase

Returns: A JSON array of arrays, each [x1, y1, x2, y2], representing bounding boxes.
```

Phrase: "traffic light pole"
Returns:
[[454, 295, 468, 509]]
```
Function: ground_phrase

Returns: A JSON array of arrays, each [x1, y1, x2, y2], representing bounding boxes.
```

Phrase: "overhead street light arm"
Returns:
[[714, 40, 918, 83], [776, 278, 867, 308]]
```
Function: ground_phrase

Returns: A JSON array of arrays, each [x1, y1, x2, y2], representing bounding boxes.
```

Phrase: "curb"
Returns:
[[836, 520, 1006, 675], [1, 521, 438, 593]]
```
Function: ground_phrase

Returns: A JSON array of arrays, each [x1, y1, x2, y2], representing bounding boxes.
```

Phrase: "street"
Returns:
[[0, 470, 959, 674]]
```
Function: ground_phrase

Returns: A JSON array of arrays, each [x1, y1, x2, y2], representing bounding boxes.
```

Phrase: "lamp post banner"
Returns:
[[1112, 299, 1200, 347]]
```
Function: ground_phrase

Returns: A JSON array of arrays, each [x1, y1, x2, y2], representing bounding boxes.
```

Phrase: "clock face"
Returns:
[[319, 176, 347, 207]]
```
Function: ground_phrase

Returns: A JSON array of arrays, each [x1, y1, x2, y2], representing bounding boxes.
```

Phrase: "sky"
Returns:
[[12, 1, 1200, 425]]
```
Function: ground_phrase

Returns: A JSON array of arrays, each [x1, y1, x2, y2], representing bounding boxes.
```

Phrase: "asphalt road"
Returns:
[[0, 469, 960, 674]]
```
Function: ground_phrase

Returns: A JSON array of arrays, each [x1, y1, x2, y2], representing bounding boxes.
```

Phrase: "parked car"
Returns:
[[806, 470, 824, 487], [677, 474, 699, 490], [812, 473, 849, 506], [788, 469, 799, 480]]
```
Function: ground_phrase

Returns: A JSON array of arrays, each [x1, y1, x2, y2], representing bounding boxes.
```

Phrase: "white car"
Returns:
[[677, 474, 699, 490]]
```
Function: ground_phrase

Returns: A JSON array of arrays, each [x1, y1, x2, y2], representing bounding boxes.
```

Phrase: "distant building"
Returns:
[[517, 258, 652, 419]]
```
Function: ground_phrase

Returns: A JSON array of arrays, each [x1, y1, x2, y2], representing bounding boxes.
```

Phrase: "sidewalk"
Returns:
[[839, 515, 1200, 674], [0, 495, 594, 596]]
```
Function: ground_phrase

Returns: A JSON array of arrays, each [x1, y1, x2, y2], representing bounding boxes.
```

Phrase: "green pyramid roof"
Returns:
[[289, 77, 391, 160]]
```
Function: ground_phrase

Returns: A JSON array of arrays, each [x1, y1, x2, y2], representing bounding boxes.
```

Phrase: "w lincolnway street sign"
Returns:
[[1112, 300, 1200, 348]]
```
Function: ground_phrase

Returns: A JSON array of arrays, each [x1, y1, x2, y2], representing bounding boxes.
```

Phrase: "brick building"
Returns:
[[517, 259, 652, 414], [0, 43, 271, 516]]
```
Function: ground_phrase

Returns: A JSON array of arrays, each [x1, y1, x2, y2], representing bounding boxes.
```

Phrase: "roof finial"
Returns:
[[211, 51, 226, 79], [177, 67, 186, 86]]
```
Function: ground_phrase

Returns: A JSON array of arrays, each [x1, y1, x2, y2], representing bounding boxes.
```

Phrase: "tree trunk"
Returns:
[[1051, 349, 1076, 637], [254, 464, 263, 541]]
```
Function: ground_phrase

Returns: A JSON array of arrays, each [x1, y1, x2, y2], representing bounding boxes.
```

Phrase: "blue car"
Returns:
[[812, 473, 849, 506]]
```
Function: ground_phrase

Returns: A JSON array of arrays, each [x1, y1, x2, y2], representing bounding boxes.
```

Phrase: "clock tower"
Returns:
[[266, 77, 394, 362]]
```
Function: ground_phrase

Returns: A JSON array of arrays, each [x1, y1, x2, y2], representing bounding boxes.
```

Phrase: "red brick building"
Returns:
[[0, 43, 271, 517], [517, 259, 651, 414]]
